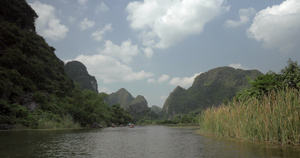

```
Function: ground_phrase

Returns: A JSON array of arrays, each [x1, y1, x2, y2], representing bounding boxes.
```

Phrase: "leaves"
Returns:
[[235, 59, 300, 102]]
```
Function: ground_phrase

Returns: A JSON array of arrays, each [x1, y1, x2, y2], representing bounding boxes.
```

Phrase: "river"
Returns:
[[0, 126, 299, 158]]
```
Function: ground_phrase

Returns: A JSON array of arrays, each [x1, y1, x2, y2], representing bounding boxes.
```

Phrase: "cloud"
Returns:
[[98, 39, 139, 64], [79, 18, 95, 30], [75, 54, 154, 83], [169, 73, 201, 88], [147, 78, 155, 83], [225, 7, 256, 28], [147, 74, 170, 83], [126, 0, 229, 49], [78, 0, 88, 5], [158, 74, 170, 83], [95, 2, 109, 13], [29, 1, 69, 40], [91, 23, 112, 41], [228, 63, 249, 70], [98, 86, 111, 94], [247, 0, 300, 53], [68, 16, 76, 24], [142, 47, 154, 58]]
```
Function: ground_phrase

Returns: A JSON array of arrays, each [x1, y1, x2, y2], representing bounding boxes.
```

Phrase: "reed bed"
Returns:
[[198, 89, 300, 145]]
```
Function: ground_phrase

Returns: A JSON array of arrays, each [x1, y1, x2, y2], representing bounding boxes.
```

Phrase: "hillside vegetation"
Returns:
[[106, 88, 159, 123], [162, 67, 262, 118], [0, 0, 132, 129]]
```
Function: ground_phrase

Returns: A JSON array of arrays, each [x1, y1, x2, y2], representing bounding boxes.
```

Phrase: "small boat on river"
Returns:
[[128, 123, 134, 128]]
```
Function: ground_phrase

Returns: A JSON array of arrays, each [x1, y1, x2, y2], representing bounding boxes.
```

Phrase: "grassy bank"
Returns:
[[198, 89, 300, 145], [36, 113, 81, 129]]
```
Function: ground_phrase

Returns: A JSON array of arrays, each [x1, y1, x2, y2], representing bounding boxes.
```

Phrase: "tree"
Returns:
[[279, 59, 300, 90], [235, 59, 300, 102]]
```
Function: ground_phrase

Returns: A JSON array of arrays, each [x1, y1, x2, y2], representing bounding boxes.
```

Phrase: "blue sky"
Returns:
[[26, 0, 300, 107]]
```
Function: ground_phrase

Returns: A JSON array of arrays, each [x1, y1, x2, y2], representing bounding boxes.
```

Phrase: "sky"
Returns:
[[26, 0, 300, 108]]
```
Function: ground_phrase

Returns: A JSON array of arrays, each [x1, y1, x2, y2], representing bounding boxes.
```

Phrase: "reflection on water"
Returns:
[[0, 126, 299, 158]]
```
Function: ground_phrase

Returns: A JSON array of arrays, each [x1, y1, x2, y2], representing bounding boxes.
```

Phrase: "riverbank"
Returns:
[[198, 89, 300, 146]]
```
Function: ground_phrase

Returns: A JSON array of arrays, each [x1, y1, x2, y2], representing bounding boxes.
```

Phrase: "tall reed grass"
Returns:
[[198, 89, 300, 145], [38, 113, 81, 129]]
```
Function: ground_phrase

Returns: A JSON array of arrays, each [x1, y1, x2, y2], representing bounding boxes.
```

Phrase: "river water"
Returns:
[[0, 126, 299, 158]]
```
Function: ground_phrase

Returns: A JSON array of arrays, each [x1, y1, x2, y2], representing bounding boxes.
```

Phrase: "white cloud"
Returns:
[[228, 63, 249, 70], [98, 86, 111, 94], [75, 54, 154, 83], [126, 0, 229, 49], [142, 47, 154, 58], [98, 39, 139, 64], [29, 1, 69, 41], [158, 74, 170, 83], [79, 18, 95, 30], [247, 0, 300, 53], [225, 7, 256, 28], [147, 78, 155, 83], [68, 16, 76, 24], [95, 2, 109, 13], [78, 0, 88, 5], [169, 73, 201, 88], [91, 23, 112, 41]]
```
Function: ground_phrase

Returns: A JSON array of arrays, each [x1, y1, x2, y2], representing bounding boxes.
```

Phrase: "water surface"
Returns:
[[0, 126, 299, 157]]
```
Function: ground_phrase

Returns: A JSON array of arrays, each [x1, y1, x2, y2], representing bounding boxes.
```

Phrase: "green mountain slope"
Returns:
[[106, 88, 155, 123], [0, 0, 74, 105], [162, 67, 263, 117], [128, 95, 149, 114], [65, 61, 98, 92], [0, 0, 132, 128], [107, 88, 134, 109]]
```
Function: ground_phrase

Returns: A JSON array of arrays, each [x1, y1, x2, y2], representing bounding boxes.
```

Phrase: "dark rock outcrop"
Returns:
[[90, 122, 103, 128], [64, 61, 98, 92], [0, 124, 13, 130]]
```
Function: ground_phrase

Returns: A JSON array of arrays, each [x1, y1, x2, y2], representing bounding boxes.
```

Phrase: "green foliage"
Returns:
[[0, 0, 135, 130], [0, 99, 30, 125], [279, 59, 300, 89], [110, 104, 133, 125], [68, 89, 112, 127], [235, 59, 300, 102], [235, 73, 280, 101]]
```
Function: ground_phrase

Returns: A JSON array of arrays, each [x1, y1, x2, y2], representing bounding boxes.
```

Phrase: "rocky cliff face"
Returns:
[[162, 66, 263, 117], [64, 61, 98, 93]]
